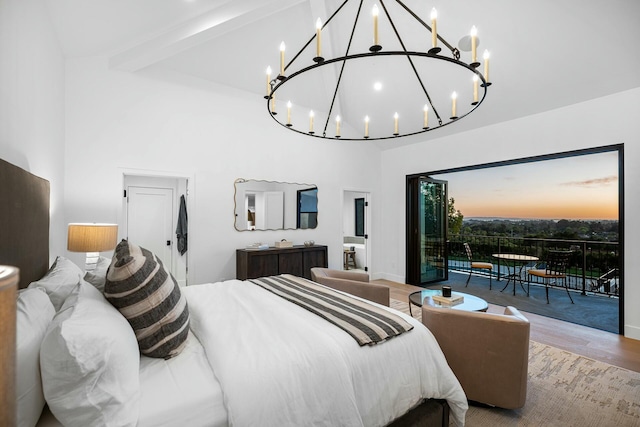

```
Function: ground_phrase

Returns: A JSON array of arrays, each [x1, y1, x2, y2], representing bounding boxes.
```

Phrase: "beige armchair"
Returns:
[[422, 303, 530, 409], [310, 267, 390, 306]]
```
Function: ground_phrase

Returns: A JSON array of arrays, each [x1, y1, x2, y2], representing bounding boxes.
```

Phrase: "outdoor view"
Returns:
[[427, 149, 621, 333], [435, 150, 619, 226]]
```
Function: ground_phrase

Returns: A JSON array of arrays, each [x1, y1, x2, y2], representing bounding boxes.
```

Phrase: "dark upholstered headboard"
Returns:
[[0, 158, 50, 289]]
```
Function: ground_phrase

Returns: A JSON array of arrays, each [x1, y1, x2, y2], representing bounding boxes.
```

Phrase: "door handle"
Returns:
[[167, 240, 171, 246]]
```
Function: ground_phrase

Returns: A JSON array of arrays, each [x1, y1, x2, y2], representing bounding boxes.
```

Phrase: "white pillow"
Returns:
[[83, 256, 111, 292], [16, 288, 55, 427], [40, 281, 140, 427], [28, 256, 83, 311]]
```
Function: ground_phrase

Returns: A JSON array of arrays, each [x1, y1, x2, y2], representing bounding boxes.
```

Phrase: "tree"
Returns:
[[448, 197, 464, 235]]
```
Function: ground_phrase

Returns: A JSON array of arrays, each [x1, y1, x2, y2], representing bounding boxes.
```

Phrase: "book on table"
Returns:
[[432, 294, 464, 306]]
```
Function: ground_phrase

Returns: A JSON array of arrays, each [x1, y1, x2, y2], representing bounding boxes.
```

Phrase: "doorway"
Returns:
[[406, 176, 449, 285], [122, 175, 189, 286], [343, 190, 370, 273], [406, 144, 623, 334]]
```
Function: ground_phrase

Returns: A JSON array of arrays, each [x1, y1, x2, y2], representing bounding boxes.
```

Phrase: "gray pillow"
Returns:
[[83, 256, 111, 292], [27, 256, 83, 311], [104, 240, 190, 359]]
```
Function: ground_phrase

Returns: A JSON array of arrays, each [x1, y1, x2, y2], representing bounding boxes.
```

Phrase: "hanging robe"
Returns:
[[176, 194, 188, 255]]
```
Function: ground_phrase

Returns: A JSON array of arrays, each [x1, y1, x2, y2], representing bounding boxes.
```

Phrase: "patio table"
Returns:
[[492, 253, 539, 296]]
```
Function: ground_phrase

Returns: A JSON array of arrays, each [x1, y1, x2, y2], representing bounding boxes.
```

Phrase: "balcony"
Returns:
[[436, 235, 620, 333], [448, 235, 620, 297]]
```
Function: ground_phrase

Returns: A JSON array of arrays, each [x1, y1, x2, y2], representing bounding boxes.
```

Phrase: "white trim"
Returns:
[[117, 167, 196, 286], [342, 187, 373, 274], [624, 324, 640, 341]]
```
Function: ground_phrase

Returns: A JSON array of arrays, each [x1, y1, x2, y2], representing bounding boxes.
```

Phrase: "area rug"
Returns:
[[390, 299, 640, 426]]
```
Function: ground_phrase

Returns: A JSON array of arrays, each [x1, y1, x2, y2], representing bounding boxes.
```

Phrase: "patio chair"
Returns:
[[464, 243, 493, 289], [527, 250, 574, 304]]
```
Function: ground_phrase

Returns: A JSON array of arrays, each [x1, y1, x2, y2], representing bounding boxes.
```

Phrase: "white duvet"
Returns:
[[183, 278, 467, 427]]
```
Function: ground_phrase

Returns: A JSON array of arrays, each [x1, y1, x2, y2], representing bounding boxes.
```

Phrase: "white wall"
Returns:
[[0, 0, 66, 261], [63, 57, 381, 284], [377, 87, 640, 339]]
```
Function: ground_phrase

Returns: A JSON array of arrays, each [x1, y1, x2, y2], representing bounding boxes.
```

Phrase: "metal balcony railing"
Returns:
[[448, 235, 620, 297]]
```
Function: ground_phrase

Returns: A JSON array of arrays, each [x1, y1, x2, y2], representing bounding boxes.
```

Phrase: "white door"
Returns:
[[255, 191, 284, 230], [127, 186, 174, 268], [264, 191, 284, 230]]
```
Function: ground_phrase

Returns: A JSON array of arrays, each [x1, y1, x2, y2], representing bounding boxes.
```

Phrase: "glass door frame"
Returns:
[[408, 144, 624, 334], [406, 174, 449, 285]]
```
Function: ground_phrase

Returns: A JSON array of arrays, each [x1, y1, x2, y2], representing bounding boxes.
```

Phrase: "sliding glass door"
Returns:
[[406, 176, 448, 285]]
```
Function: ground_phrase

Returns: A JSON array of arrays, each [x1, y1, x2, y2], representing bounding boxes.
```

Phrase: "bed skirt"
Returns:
[[387, 399, 450, 427]]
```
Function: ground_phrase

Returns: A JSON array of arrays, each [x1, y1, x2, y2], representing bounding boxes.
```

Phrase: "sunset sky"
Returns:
[[431, 151, 619, 220]]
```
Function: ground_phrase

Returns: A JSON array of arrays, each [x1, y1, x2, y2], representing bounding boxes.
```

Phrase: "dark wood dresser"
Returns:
[[236, 245, 328, 280]]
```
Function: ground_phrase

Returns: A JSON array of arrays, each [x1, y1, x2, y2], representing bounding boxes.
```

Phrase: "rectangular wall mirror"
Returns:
[[234, 179, 318, 231]]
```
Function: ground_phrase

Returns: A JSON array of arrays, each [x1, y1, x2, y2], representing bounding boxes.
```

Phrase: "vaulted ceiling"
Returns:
[[44, 0, 640, 148]]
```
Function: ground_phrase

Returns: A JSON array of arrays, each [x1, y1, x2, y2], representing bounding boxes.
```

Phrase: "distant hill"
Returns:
[[465, 217, 617, 223], [459, 218, 618, 242]]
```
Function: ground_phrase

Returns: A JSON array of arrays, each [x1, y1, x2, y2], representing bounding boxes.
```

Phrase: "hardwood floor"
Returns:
[[375, 279, 640, 373]]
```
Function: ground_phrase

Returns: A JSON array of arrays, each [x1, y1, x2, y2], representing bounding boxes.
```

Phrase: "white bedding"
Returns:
[[137, 331, 228, 427], [36, 331, 227, 427], [183, 278, 468, 427]]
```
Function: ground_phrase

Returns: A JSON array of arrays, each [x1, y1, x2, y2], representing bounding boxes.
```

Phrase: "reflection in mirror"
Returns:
[[355, 198, 365, 236], [234, 179, 318, 231]]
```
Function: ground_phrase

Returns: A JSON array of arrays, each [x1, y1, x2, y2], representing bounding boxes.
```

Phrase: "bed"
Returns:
[[2, 158, 467, 427]]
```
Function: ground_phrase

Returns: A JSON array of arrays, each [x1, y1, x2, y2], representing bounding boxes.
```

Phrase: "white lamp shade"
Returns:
[[67, 223, 118, 252]]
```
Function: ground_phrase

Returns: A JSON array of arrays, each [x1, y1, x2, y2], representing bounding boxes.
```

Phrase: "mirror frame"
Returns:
[[234, 178, 318, 231]]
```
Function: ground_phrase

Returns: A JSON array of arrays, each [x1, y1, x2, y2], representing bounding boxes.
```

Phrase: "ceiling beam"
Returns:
[[109, 0, 307, 72]]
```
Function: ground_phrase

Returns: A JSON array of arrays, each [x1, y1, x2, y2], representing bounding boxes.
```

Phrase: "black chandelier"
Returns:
[[264, 0, 492, 141]]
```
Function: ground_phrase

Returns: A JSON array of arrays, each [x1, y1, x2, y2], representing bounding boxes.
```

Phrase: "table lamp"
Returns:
[[67, 223, 118, 270], [0, 266, 19, 426]]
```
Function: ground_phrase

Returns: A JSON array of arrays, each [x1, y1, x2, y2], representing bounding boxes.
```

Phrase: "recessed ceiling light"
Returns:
[[373, 82, 383, 91]]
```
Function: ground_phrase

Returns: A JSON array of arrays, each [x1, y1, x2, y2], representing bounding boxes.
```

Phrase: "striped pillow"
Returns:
[[104, 240, 190, 359]]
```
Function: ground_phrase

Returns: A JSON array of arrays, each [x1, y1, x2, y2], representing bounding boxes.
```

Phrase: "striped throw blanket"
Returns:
[[250, 275, 413, 346]]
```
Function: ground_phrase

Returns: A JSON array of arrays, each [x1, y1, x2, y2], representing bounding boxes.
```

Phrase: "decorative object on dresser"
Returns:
[[236, 244, 327, 280], [67, 223, 118, 270], [0, 266, 18, 427]]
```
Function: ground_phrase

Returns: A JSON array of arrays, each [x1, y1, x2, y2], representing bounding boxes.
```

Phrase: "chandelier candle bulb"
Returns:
[[316, 18, 322, 58], [473, 75, 479, 104], [451, 92, 458, 118], [262, 1, 491, 140], [372, 5, 379, 46], [279, 42, 286, 76], [470, 26, 478, 66], [265, 66, 272, 97], [483, 50, 491, 84], [430, 8, 437, 49], [423, 104, 429, 128]]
